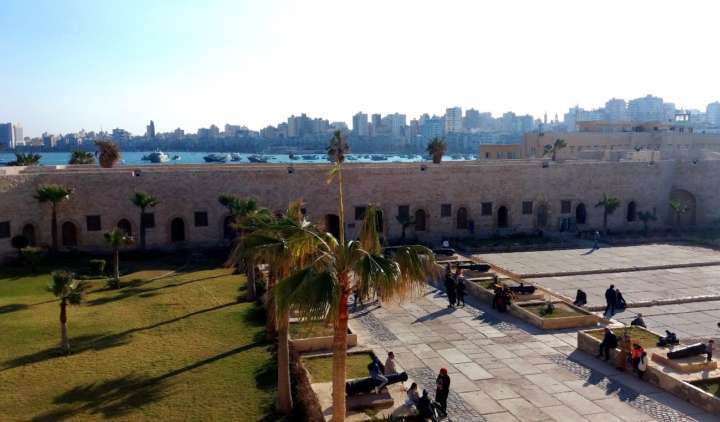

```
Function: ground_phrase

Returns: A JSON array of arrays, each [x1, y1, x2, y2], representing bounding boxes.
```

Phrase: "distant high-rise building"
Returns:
[[464, 109, 481, 130], [146, 120, 156, 138], [352, 112, 369, 136], [628, 95, 664, 122], [707, 102, 720, 126], [444, 107, 463, 134], [370, 114, 382, 137], [385, 113, 406, 138], [604, 98, 628, 122], [0, 123, 14, 149], [663, 103, 677, 122], [12, 124, 23, 147], [421, 116, 444, 139]]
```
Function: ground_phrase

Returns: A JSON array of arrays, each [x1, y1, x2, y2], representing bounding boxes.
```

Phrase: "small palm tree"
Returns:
[[48, 270, 83, 353], [8, 152, 41, 166], [95, 140, 121, 168], [104, 228, 134, 288], [426, 137, 448, 164], [35, 184, 74, 253], [130, 192, 159, 250], [670, 200, 689, 229], [595, 193, 621, 235], [638, 211, 657, 236], [543, 138, 567, 161], [69, 150, 96, 165]]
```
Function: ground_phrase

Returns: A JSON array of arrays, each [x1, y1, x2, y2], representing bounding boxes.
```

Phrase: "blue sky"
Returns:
[[2, 0, 720, 137]]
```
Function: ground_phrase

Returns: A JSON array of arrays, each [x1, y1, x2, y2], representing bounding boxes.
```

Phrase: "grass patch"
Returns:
[[691, 379, 720, 398], [289, 321, 334, 339], [589, 326, 661, 350], [522, 303, 584, 319], [302, 352, 374, 383], [0, 254, 281, 421]]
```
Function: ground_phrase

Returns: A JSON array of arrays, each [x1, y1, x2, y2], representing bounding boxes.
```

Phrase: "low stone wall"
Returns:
[[511, 302, 598, 330], [290, 330, 358, 353]]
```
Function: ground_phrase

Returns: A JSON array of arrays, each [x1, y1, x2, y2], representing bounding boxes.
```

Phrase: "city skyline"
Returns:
[[3, 0, 720, 137]]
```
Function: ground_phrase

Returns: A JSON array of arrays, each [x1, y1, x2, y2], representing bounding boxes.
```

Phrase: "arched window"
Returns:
[[375, 209, 384, 233], [324, 214, 340, 239], [575, 203, 587, 225], [626, 201, 637, 222], [22, 224, 36, 246], [117, 219, 132, 236], [171, 218, 186, 242], [497, 206, 509, 228], [62, 222, 78, 247], [457, 207, 468, 229], [414, 209, 426, 231]]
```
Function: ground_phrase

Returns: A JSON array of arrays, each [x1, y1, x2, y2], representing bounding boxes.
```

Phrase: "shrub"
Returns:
[[21, 246, 45, 273], [106, 277, 120, 289], [539, 301, 555, 316], [88, 259, 107, 276]]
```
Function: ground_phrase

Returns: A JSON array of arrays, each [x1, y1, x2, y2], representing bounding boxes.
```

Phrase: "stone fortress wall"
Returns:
[[1, 159, 718, 260]]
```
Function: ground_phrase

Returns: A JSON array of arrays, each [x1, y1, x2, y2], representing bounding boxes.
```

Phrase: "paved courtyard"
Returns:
[[613, 301, 720, 341], [476, 244, 720, 277], [349, 287, 718, 421]]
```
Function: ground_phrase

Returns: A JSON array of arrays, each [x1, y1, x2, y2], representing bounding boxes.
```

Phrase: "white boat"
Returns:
[[145, 151, 170, 163], [230, 153, 242, 161], [248, 155, 269, 163], [203, 153, 230, 163]]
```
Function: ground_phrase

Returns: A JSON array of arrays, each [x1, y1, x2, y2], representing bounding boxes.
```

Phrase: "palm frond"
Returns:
[[274, 267, 337, 321]]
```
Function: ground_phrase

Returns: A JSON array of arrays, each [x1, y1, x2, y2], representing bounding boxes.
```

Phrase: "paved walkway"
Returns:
[[349, 287, 718, 422]]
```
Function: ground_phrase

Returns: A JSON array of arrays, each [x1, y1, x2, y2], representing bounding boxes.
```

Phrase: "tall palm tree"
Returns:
[[69, 150, 96, 165], [104, 228, 134, 288], [95, 140, 121, 168], [48, 270, 83, 353], [543, 138, 567, 161], [595, 193, 621, 235], [272, 132, 435, 421], [426, 137, 447, 164], [670, 199, 689, 229], [35, 184, 74, 253], [130, 192, 159, 250]]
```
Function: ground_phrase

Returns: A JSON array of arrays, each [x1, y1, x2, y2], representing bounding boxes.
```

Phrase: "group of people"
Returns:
[[444, 264, 467, 308], [604, 284, 627, 316], [368, 352, 399, 393], [491, 282, 513, 313], [405, 368, 451, 421], [597, 327, 648, 378]]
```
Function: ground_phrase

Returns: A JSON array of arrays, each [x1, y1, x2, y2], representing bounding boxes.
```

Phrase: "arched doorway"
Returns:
[[324, 214, 340, 239], [626, 201, 637, 222], [575, 203, 587, 225], [61, 222, 78, 247], [497, 206, 509, 228], [375, 209, 384, 233], [223, 215, 236, 240], [171, 218, 186, 243], [414, 209, 426, 231], [537, 204, 548, 228], [117, 219, 132, 236], [457, 207, 468, 229], [669, 189, 697, 226], [22, 224, 36, 246]]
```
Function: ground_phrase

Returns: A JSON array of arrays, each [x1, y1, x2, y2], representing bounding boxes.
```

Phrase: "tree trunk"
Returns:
[[246, 261, 256, 301], [113, 248, 120, 281], [433, 153, 442, 164], [266, 272, 277, 339], [60, 298, 69, 353], [276, 310, 293, 415], [331, 274, 350, 422], [139, 209, 146, 250], [51, 204, 58, 253]]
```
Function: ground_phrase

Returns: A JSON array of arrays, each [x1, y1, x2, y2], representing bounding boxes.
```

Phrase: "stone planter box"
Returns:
[[512, 301, 599, 330], [651, 351, 718, 373], [290, 325, 357, 354]]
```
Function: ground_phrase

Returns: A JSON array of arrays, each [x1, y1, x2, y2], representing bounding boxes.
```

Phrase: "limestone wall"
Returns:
[[1, 160, 718, 259]]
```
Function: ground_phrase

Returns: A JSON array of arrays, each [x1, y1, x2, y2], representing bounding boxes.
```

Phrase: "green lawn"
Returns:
[[289, 320, 334, 339], [589, 326, 661, 350], [0, 253, 281, 421], [692, 379, 720, 397], [523, 303, 584, 319], [301, 352, 373, 383]]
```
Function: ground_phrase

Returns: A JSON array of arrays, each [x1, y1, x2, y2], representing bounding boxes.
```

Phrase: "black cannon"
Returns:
[[457, 263, 491, 272], [345, 372, 409, 396], [667, 343, 707, 360], [509, 284, 536, 295], [432, 248, 456, 257]]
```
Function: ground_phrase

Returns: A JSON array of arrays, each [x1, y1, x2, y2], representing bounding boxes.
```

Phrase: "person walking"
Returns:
[[708, 339, 715, 362], [435, 368, 451, 417], [604, 284, 617, 316], [637, 351, 648, 379], [631, 343, 645, 376], [615, 288, 627, 310], [455, 269, 466, 307], [593, 230, 601, 250], [597, 327, 618, 361], [444, 267, 457, 308]]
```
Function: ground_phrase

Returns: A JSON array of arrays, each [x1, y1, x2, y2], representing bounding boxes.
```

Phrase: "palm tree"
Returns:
[[35, 184, 74, 253], [543, 138, 567, 161], [69, 150, 96, 165], [130, 192, 159, 250], [638, 211, 657, 236], [48, 270, 83, 353], [8, 152, 41, 166], [104, 228, 134, 288], [595, 193, 621, 235], [272, 133, 435, 421], [95, 140, 121, 168], [426, 137, 447, 164], [670, 199, 689, 229]]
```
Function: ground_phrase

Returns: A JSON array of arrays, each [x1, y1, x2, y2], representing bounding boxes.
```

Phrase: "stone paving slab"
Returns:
[[612, 301, 720, 343], [477, 243, 720, 277]]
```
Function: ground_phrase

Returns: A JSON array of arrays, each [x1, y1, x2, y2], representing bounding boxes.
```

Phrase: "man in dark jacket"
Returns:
[[417, 389, 437, 422], [435, 368, 451, 416], [597, 327, 618, 361], [604, 284, 617, 316], [444, 267, 456, 308]]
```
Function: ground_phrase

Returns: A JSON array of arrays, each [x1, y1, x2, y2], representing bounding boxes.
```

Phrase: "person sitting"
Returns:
[[597, 327, 618, 361], [417, 389, 437, 422], [615, 288, 627, 310], [657, 330, 679, 347], [384, 351, 398, 375], [368, 357, 388, 393], [574, 289, 587, 306], [405, 382, 420, 408], [630, 313, 646, 328]]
